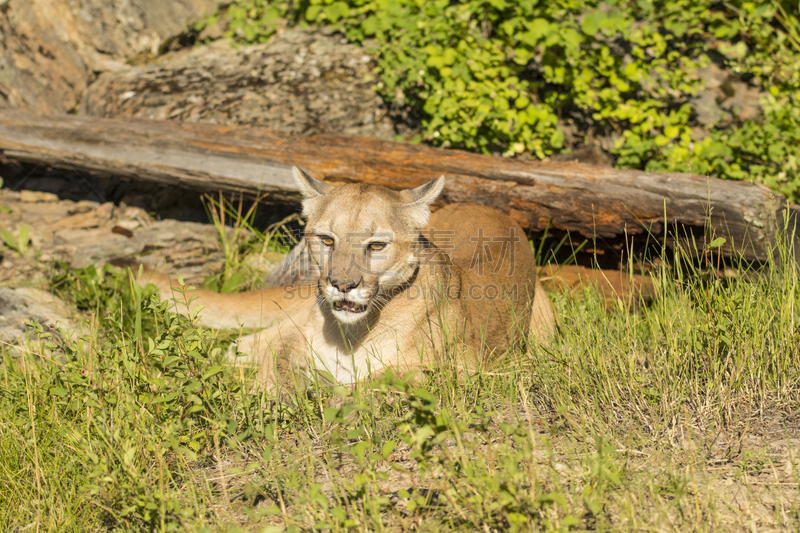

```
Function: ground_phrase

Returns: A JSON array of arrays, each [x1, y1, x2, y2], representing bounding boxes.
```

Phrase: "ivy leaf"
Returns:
[[305, 5, 322, 21], [561, 28, 582, 52], [654, 135, 670, 147], [581, 11, 607, 36], [323, 2, 350, 23], [521, 18, 550, 45], [362, 15, 379, 35]]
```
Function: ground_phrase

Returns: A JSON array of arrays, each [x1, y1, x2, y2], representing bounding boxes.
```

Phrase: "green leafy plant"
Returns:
[[0, 224, 29, 254]]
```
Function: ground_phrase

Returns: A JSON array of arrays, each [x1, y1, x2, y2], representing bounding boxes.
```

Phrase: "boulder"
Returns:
[[0, 186, 239, 286], [691, 63, 766, 127], [82, 29, 396, 138], [72, 0, 220, 60], [0, 0, 218, 115], [0, 287, 78, 345]]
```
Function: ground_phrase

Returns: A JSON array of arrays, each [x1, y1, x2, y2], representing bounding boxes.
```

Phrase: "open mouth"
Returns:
[[333, 300, 368, 313]]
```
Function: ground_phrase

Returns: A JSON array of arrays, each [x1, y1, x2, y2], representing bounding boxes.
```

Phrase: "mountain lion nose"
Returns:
[[330, 278, 361, 293]]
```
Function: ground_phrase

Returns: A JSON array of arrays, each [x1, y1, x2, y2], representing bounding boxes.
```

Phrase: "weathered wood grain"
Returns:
[[0, 110, 786, 263]]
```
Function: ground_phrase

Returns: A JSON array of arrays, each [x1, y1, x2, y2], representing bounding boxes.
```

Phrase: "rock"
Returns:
[[52, 227, 135, 267], [68, 200, 99, 215], [96, 202, 115, 220], [114, 220, 140, 232], [15, 200, 73, 224], [692, 64, 729, 126], [691, 62, 766, 127], [0, 0, 218, 115], [692, 88, 725, 127], [46, 215, 225, 273], [82, 30, 396, 138], [50, 201, 112, 229], [0, 0, 88, 114], [116, 206, 152, 230], [720, 79, 764, 122], [0, 287, 78, 344], [691, 127, 709, 141], [1, 185, 244, 303], [20, 190, 58, 203], [71, 0, 219, 60], [58, 211, 102, 229]]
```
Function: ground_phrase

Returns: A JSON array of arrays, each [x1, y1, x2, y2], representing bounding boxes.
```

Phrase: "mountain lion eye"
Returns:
[[368, 242, 388, 251], [319, 236, 334, 247]]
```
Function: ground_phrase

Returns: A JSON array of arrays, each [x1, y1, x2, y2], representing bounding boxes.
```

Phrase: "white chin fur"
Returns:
[[331, 307, 370, 324]]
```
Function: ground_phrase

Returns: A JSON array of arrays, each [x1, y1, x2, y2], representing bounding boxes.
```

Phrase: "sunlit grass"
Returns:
[[1, 230, 799, 531]]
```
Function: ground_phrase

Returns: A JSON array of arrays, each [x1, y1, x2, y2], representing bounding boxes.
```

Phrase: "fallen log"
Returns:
[[0, 110, 787, 265]]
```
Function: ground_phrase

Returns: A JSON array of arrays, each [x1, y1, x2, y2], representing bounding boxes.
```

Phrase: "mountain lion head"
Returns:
[[293, 167, 445, 325]]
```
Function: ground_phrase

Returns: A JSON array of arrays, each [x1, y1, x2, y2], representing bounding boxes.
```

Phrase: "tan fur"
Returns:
[[135, 268, 314, 330], [142, 169, 555, 389], [421, 203, 556, 348]]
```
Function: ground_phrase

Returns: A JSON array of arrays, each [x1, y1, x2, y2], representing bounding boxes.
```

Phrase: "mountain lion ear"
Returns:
[[408, 175, 445, 206], [404, 175, 445, 228], [292, 166, 333, 198]]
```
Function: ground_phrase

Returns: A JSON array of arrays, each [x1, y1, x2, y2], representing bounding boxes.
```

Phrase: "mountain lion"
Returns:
[[138, 167, 555, 389]]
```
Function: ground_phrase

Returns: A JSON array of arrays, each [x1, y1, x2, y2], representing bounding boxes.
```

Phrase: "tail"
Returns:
[[108, 258, 315, 330]]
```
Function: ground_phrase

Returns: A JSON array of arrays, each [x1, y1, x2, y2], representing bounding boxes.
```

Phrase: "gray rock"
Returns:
[[82, 30, 396, 138], [72, 0, 218, 59], [0, 0, 217, 115], [691, 63, 766, 127], [692, 88, 726, 127], [0, 287, 78, 345], [1, 187, 231, 285], [719, 79, 764, 122]]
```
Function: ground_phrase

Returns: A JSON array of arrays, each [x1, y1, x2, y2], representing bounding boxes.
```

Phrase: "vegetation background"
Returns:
[[195, 0, 800, 201]]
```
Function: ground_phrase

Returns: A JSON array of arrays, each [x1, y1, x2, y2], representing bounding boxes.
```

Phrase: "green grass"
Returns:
[[1, 236, 799, 531], [201, 192, 299, 294]]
